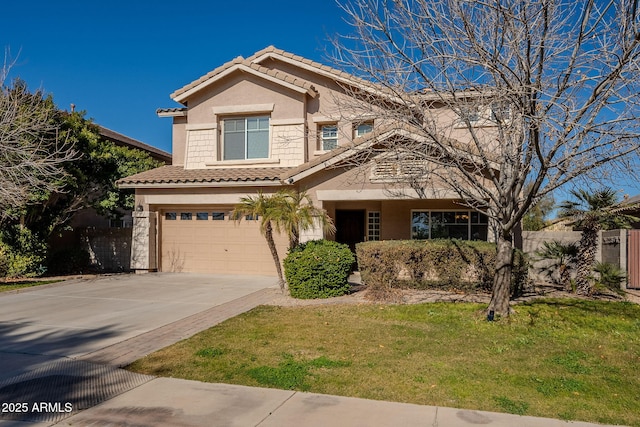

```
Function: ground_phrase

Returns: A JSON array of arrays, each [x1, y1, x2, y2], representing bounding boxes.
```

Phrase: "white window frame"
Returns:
[[319, 124, 338, 151], [355, 121, 374, 138], [367, 211, 381, 241], [222, 116, 270, 161]]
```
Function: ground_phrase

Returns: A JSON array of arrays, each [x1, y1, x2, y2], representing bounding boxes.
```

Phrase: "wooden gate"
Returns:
[[629, 230, 640, 289]]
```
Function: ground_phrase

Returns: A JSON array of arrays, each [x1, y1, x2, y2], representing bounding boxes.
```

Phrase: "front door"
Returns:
[[335, 209, 366, 254]]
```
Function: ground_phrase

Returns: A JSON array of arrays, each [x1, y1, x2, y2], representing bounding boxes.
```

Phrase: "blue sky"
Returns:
[[2, 1, 351, 153]]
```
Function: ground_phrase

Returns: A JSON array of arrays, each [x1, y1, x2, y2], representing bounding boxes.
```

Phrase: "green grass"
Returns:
[[127, 299, 640, 426], [0, 279, 62, 293]]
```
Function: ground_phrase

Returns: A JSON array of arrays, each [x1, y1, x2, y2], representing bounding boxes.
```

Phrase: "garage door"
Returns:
[[159, 207, 288, 276]]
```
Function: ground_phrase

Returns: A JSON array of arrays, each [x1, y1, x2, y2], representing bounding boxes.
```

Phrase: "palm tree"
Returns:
[[232, 191, 285, 290], [232, 189, 335, 292], [273, 189, 336, 250], [558, 188, 638, 295]]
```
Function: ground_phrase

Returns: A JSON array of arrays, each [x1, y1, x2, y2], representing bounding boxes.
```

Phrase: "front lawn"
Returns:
[[0, 279, 62, 293], [127, 299, 640, 426]]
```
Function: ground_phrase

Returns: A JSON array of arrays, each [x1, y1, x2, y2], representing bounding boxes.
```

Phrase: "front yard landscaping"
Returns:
[[0, 279, 62, 293], [127, 298, 640, 427]]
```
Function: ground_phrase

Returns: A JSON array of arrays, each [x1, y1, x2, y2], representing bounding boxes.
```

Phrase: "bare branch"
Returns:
[[0, 54, 77, 220], [331, 0, 640, 314]]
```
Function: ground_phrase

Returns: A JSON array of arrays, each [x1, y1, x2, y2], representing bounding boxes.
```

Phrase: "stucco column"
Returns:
[[299, 217, 325, 244], [131, 211, 157, 272]]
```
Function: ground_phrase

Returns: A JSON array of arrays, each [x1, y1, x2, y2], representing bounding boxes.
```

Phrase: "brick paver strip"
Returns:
[[78, 287, 275, 367]]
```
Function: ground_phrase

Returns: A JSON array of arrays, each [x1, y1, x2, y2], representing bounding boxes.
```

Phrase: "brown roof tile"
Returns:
[[117, 165, 292, 187]]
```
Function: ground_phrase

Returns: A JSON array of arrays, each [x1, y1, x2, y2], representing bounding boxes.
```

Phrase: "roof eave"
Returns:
[[157, 109, 187, 118], [117, 179, 285, 190]]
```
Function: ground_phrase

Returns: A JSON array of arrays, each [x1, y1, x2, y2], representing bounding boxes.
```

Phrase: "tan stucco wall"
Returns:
[[171, 117, 187, 167], [188, 74, 305, 122]]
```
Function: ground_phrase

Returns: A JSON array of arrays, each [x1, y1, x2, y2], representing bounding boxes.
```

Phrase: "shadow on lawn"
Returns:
[[519, 298, 639, 317]]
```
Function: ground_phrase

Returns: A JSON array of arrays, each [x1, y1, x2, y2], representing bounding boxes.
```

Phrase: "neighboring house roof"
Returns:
[[117, 165, 292, 188], [623, 194, 640, 205], [99, 126, 172, 164]]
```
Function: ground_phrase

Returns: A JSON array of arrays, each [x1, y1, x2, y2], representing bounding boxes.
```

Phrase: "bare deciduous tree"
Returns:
[[0, 56, 76, 222], [331, 0, 640, 315]]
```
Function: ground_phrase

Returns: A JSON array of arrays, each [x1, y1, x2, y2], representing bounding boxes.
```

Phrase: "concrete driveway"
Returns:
[[0, 273, 277, 425], [0, 273, 276, 361]]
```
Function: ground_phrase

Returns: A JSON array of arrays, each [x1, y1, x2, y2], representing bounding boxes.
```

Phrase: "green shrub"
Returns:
[[0, 226, 47, 278], [0, 246, 8, 278], [284, 239, 355, 299], [356, 239, 528, 297]]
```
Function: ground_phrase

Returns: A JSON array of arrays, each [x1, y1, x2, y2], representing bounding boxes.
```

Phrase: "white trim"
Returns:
[[186, 123, 218, 131], [212, 103, 274, 115], [271, 118, 305, 126]]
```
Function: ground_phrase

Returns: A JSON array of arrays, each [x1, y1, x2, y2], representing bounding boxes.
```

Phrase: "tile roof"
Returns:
[[156, 107, 187, 116], [117, 165, 292, 187], [170, 53, 316, 101], [247, 45, 385, 93]]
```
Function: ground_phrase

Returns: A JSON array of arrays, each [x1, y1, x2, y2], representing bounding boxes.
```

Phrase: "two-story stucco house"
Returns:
[[118, 46, 492, 276]]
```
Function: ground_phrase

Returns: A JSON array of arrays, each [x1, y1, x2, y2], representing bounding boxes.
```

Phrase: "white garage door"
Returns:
[[159, 207, 288, 276]]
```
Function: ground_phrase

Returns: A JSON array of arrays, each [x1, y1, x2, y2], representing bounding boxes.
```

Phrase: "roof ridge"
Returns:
[[243, 61, 316, 92]]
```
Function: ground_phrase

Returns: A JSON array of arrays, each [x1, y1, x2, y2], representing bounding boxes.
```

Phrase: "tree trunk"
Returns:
[[289, 228, 299, 251], [576, 227, 598, 295], [264, 221, 285, 292], [488, 233, 514, 317]]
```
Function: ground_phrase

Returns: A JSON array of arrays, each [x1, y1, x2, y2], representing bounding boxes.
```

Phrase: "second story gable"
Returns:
[[158, 46, 382, 170]]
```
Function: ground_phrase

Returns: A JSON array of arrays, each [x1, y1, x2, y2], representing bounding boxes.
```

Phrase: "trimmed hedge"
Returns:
[[356, 239, 528, 295], [284, 239, 355, 299]]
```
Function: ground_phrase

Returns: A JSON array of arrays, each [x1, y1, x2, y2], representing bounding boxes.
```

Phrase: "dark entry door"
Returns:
[[335, 210, 366, 253]]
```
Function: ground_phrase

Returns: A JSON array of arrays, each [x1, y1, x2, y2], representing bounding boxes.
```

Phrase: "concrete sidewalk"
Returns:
[[57, 379, 621, 427]]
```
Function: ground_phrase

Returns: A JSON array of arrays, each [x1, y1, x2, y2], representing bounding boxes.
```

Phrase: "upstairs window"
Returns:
[[491, 102, 512, 122], [458, 105, 480, 123], [319, 124, 338, 151], [355, 122, 373, 138], [223, 116, 269, 160]]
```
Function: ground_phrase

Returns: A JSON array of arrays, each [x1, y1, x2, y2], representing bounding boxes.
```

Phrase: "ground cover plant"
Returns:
[[128, 299, 640, 426]]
